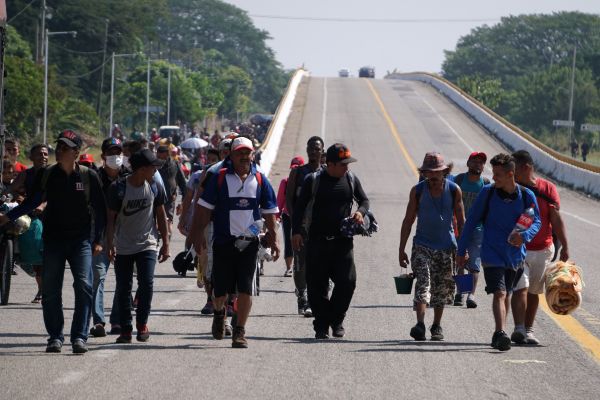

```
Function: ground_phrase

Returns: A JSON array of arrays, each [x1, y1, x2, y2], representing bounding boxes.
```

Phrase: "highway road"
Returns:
[[1, 76, 600, 399]]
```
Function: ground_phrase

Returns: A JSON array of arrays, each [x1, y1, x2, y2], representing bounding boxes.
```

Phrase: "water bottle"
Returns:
[[234, 220, 264, 252], [508, 204, 535, 244]]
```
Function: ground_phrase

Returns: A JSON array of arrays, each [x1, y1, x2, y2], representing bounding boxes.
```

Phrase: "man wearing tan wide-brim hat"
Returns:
[[399, 152, 465, 341]]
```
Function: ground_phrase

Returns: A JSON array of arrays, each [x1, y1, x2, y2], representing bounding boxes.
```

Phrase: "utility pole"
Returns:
[[97, 19, 109, 135], [568, 46, 577, 144], [167, 67, 171, 125], [145, 58, 151, 135]]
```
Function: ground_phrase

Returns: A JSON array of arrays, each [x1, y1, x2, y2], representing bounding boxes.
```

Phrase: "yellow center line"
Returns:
[[366, 78, 600, 364], [365, 79, 419, 178]]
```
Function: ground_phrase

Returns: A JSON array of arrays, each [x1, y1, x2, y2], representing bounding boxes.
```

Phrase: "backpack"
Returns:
[[521, 183, 562, 262], [302, 169, 356, 236], [216, 167, 263, 199], [113, 176, 160, 213], [41, 164, 90, 205], [414, 178, 458, 209]]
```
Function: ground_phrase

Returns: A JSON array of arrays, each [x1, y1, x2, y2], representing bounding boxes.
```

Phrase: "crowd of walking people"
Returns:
[[0, 128, 570, 353]]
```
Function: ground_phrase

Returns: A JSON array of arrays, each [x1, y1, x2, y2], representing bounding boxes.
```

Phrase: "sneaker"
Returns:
[[109, 324, 122, 335], [297, 296, 308, 315], [136, 324, 150, 342], [315, 331, 329, 340], [525, 327, 540, 345], [201, 300, 214, 315], [46, 339, 62, 353], [212, 310, 226, 340], [453, 293, 464, 306], [72, 339, 88, 354], [231, 326, 248, 348], [511, 327, 527, 344], [224, 320, 233, 337], [115, 333, 132, 344], [90, 323, 107, 338], [284, 268, 292, 277], [430, 324, 444, 341], [31, 292, 42, 304], [466, 298, 478, 309], [410, 322, 426, 341], [303, 307, 313, 318], [491, 330, 511, 351], [259, 265, 264, 276], [331, 323, 345, 338]]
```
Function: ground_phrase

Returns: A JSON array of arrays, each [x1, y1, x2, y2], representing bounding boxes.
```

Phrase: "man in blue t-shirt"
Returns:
[[452, 152, 489, 308], [399, 152, 465, 342], [457, 153, 541, 352]]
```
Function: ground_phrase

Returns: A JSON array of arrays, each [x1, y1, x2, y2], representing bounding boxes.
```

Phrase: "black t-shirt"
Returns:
[[292, 170, 369, 237]]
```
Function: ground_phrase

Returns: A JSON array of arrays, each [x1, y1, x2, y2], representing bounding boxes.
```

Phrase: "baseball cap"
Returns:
[[468, 151, 487, 162], [218, 138, 232, 151], [129, 149, 164, 170], [78, 154, 94, 164], [56, 130, 83, 149], [231, 137, 254, 152], [290, 156, 305, 169], [326, 143, 357, 164], [101, 137, 122, 153]]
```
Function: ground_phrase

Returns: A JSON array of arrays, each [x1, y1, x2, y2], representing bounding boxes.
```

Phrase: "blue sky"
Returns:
[[226, 0, 599, 77]]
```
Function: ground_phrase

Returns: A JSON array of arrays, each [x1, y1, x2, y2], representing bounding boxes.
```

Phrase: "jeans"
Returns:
[[42, 238, 92, 343], [91, 249, 120, 325], [306, 237, 356, 332], [114, 250, 157, 330]]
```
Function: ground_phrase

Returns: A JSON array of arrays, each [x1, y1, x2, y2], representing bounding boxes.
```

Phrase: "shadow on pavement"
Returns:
[[352, 341, 493, 353], [352, 304, 413, 309]]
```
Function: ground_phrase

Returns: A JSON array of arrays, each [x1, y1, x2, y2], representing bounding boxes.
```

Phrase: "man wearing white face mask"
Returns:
[[90, 137, 129, 337]]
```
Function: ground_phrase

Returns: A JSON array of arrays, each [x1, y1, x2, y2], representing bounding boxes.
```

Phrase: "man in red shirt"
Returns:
[[4, 138, 28, 172], [513, 150, 569, 345]]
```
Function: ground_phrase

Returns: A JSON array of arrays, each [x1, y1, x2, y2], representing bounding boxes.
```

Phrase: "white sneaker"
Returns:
[[525, 327, 540, 345]]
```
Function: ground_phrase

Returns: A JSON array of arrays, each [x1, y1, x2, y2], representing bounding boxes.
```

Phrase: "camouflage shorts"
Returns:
[[411, 244, 456, 308]]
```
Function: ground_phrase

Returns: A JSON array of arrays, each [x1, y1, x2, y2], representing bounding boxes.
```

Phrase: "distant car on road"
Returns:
[[358, 66, 375, 78], [338, 68, 350, 78]]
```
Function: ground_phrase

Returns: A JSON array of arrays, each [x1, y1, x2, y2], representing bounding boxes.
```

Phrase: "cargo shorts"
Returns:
[[411, 244, 456, 308]]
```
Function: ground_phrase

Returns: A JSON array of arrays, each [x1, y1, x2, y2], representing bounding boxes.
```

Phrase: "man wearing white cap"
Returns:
[[191, 137, 280, 348]]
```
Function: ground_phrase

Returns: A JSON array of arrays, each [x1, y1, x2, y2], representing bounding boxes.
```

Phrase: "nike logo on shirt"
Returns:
[[122, 198, 150, 216]]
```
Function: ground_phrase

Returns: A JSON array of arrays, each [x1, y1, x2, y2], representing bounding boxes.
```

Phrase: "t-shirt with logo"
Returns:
[[108, 179, 166, 255]]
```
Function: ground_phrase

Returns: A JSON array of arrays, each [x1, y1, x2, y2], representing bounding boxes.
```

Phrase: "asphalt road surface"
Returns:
[[1, 76, 600, 399]]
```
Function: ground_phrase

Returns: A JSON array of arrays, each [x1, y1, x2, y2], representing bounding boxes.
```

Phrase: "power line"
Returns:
[[60, 57, 112, 79], [7, 0, 39, 24], [50, 42, 104, 55], [249, 14, 500, 24]]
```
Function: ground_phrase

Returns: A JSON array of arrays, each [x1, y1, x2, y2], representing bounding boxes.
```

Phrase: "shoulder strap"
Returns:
[[523, 183, 557, 206], [79, 165, 91, 205], [302, 169, 322, 235], [415, 180, 426, 208], [454, 173, 465, 186], [481, 185, 495, 224], [255, 171, 263, 201], [217, 167, 228, 190]]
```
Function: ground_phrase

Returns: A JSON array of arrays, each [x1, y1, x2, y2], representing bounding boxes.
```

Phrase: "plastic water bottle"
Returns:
[[234, 220, 264, 251], [508, 204, 535, 244]]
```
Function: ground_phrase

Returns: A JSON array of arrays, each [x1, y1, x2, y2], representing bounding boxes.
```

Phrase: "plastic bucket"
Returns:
[[394, 275, 414, 294], [454, 274, 474, 294]]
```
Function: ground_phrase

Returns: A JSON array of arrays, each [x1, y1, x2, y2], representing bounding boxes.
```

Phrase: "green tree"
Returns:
[[456, 75, 504, 110]]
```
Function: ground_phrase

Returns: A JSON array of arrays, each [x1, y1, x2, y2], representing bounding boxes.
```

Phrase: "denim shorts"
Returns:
[[483, 264, 525, 294]]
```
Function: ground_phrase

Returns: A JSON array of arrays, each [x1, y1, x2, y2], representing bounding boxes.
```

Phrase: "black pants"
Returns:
[[281, 213, 293, 259], [306, 237, 356, 332]]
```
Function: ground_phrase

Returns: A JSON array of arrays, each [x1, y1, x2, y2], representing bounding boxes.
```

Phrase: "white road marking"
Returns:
[[163, 298, 181, 307], [416, 90, 600, 228], [321, 78, 328, 141], [55, 371, 86, 385], [503, 360, 547, 364], [91, 348, 120, 359]]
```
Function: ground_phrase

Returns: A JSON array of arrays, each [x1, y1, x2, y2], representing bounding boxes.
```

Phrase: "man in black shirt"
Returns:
[[286, 136, 324, 317], [292, 143, 370, 339], [0, 130, 107, 354]]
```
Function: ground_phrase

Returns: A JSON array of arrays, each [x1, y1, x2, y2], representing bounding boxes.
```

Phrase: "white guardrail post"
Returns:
[[386, 72, 600, 197], [258, 69, 309, 177]]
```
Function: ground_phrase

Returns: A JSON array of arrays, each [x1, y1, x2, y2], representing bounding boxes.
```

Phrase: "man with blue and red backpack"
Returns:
[[191, 136, 280, 348]]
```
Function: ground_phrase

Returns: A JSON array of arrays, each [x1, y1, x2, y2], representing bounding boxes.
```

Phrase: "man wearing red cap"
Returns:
[[451, 152, 490, 309]]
